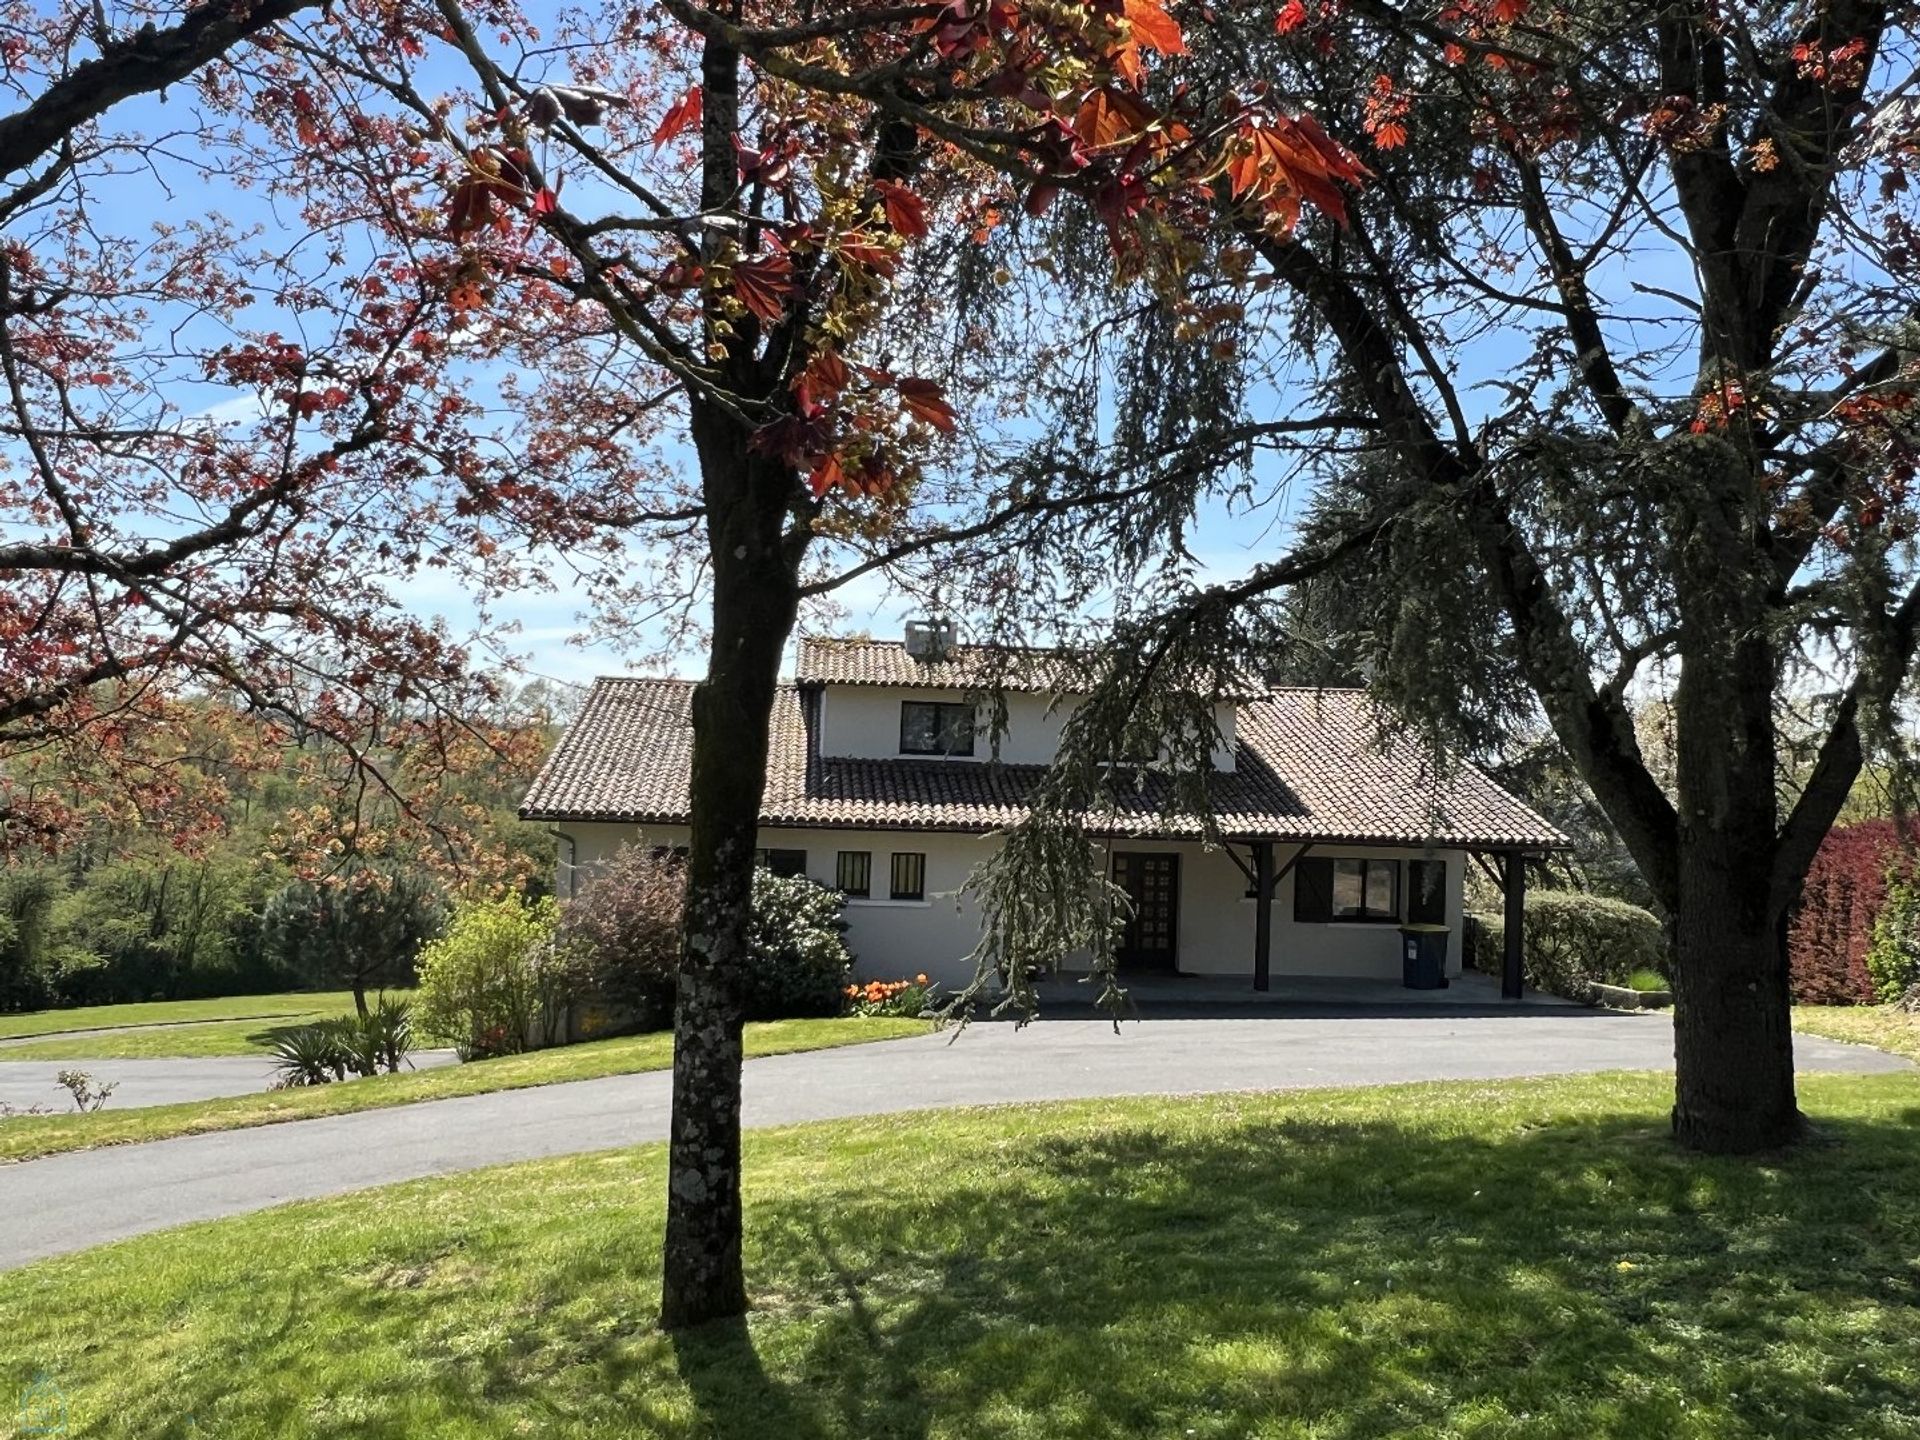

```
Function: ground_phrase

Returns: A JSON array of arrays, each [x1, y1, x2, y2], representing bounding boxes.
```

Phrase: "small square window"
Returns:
[[836, 850, 872, 898], [890, 852, 927, 901], [755, 848, 808, 878]]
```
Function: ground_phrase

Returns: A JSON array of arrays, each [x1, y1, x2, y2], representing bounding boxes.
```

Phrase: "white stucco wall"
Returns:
[[816, 687, 1236, 771], [550, 821, 1465, 989]]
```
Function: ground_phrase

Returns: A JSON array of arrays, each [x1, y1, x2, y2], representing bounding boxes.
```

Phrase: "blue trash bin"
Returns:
[[1399, 924, 1450, 989]]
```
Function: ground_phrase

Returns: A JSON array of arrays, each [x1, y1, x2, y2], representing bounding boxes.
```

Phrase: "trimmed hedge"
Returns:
[[1787, 821, 1917, 1005], [1467, 891, 1666, 1000]]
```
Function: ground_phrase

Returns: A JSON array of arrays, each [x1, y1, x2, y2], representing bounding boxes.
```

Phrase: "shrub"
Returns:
[[413, 896, 563, 1059], [556, 844, 684, 1033], [268, 997, 416, 1086], [270, 1024, 353, 1086], [1787, 820, 1916, 1005], [739, 870, 854, 1020], [261, 868, 445, 1016], [1466, 891, 1666, 1000], [1865, 876, 1920, 1004]]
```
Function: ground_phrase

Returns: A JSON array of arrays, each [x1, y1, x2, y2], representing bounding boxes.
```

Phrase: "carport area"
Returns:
[[1033, 968, 1576, 1018]]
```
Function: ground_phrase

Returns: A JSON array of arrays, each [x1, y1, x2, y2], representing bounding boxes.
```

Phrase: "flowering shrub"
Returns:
[[740, 870, 855, 1019], [845, 973, 934, 1018]]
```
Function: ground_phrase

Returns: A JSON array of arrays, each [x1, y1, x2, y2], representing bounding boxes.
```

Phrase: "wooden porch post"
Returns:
[[1253, 840, 1274, 992], [1502, 852, 1526, 1000]]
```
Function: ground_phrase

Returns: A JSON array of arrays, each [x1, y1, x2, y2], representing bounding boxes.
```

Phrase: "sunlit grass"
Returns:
[[1795, 1003, 1920, 1062], [0, 990, 366, 1042], [4, 1071, 1917, 1438], [0, 1018, 928, 1162]]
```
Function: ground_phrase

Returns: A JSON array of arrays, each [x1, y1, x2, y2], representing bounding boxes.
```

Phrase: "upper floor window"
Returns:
[[900, 700, 976, 756]]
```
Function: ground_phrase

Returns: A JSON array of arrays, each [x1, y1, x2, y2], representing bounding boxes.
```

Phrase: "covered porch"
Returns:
[[1096, 836, 1550, 1002]]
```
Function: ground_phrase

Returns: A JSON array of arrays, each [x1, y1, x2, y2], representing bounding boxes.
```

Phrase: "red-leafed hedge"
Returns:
[[1787, 820, 1920, 1005]]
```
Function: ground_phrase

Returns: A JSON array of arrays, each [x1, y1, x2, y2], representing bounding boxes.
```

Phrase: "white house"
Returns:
[[520, 634, 1565, 993]]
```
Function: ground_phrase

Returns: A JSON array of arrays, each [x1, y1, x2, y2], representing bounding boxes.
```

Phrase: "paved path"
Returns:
[[0, 1050, 460, 1111], [0, 1011, 1907, 1270]]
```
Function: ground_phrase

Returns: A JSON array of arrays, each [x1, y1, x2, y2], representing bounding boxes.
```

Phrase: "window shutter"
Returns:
[[1409, 860, 1447, 925], [1293, 857, 1334, 923]]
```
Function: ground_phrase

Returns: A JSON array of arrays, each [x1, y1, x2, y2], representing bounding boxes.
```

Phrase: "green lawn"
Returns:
[[0, 1017, 928, 1162], [1795, 1004, 1920, 1063], [3, 1071, 1916, 1438], [0, 1012, 373, 1060], [0, 990, 365, 1043]]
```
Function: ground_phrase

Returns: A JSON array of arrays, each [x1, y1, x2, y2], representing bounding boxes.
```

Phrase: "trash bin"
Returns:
[[1399, 923, 1451, 989]]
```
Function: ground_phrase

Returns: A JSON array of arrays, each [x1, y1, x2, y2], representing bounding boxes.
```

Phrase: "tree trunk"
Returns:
[[660, 409, 802, 1330], [1668, 469, 1803, 1154], [1669, 836, 1803, 1152]]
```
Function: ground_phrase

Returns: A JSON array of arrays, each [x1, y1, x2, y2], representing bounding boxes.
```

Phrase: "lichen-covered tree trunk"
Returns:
[[659, 405, 802, 1330]]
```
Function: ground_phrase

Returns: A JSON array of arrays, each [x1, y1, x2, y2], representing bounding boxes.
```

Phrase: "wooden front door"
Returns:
[[1113, 852, 1179, 972]]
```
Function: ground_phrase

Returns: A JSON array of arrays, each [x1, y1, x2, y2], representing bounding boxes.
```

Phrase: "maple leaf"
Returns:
[[836, 229, 900, 277], [897, 376, 958, 433], [1124, 0, 1187, 56], [651, 85, 702, 148], [731, 252, 796, 323], [874, 180, 929, 239], [1371, 122, 1408, 150], [1487, 0, 1528, 21], [447, 147, 530, 239], [1275, 0, 1310, 34], [1074, 87, 1157, 150], [807, 452, 845, 498]]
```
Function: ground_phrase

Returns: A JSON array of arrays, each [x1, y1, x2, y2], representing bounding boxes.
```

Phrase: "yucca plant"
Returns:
[[269, 1024, 351, 1087]]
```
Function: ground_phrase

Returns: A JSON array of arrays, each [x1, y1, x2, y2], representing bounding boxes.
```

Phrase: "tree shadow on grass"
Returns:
[[61, 1090, 1920, 1439]]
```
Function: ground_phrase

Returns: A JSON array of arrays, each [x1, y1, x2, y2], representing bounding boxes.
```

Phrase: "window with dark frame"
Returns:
[[889, 851, 927, 901], [1408, 859, 1447, 925], [836, 850, 872, 898], [899, 700, 976, 756], [754, 848, 808, 878], [1293, 857, 1400, 923]]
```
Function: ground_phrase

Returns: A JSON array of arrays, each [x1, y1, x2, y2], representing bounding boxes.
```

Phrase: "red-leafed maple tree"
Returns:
[[0, 0, 549, 877], [240, 0, 1368, 1324]]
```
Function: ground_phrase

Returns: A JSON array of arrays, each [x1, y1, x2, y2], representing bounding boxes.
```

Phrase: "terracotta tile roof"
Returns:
[[524, 677, 1567, 849], [796, 635, 1086, 693], [795, 635, 1263, 699]]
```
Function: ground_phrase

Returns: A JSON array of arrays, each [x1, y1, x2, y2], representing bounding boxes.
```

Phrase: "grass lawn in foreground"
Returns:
[[1794, 1003, 1920, 1063], [0, 990, 367, 1043], [4, 1072, 1918, 1440], [0, 1017, 928, 1162]]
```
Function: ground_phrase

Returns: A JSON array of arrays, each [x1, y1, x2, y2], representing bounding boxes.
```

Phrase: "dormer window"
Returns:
[[900, 700, 975, 756]]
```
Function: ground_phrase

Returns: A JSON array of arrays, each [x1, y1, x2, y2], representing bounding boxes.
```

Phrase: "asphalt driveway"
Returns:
[[1, 1007, 1909, 1271]]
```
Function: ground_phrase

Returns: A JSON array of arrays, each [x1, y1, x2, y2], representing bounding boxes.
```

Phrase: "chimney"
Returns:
[[904, 617, 958, 661]]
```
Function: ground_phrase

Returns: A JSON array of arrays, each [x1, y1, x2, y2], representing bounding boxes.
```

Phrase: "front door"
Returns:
[[1112, 852, 1179, 972]]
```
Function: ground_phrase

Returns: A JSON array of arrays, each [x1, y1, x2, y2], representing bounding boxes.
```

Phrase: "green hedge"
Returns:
[[1466, 891, 1666, 999]]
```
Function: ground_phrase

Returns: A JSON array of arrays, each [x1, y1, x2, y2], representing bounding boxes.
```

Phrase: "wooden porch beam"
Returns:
[[1251, 842, 1311, 994], [1502, 851, 1526, 1000], [1253, 841, 1274, 993]]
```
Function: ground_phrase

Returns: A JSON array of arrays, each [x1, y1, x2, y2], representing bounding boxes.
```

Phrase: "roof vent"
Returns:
[[904, 617, 958, 662]]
